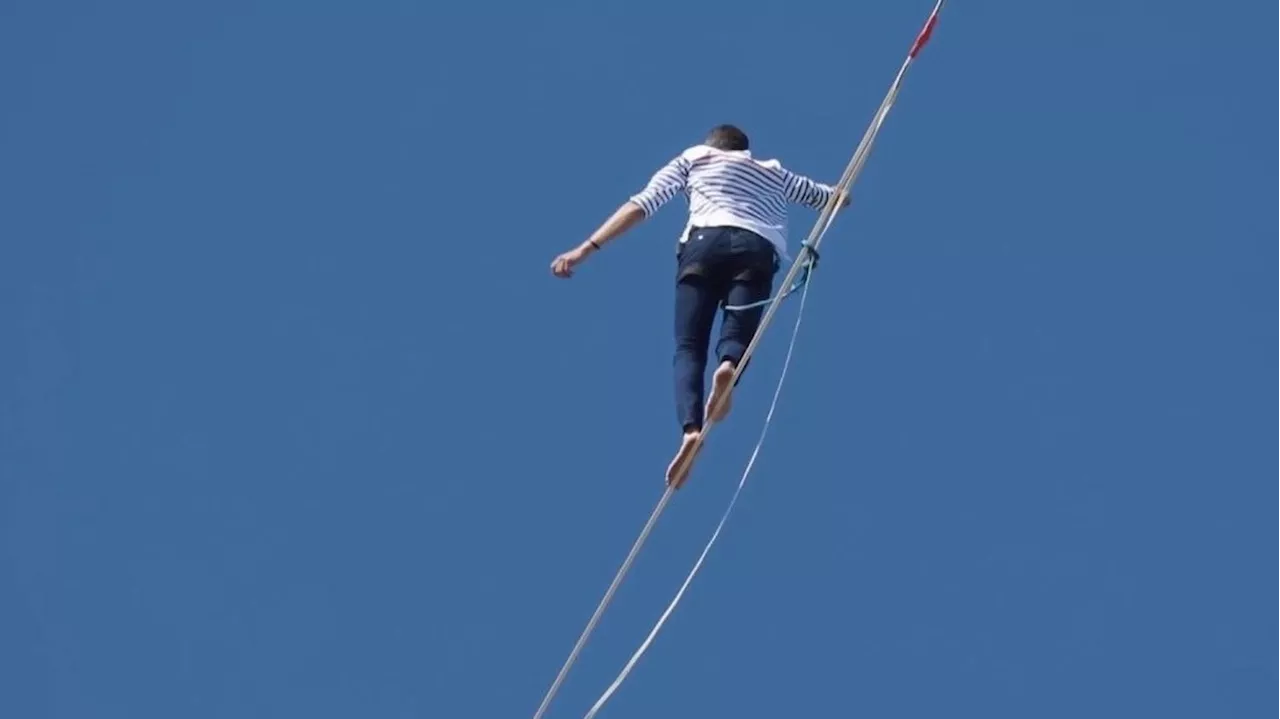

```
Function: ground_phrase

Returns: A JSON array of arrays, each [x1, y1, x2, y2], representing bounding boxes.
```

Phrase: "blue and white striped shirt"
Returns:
[[629, 145, 837, 259]]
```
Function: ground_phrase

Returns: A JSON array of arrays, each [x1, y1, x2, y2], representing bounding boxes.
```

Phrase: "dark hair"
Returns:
[[705, 124, 749, 151]]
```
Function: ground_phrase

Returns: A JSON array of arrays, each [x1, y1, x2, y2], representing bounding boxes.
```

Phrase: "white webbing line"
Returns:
[[583, 260, 817, 719], [579, 2, 948, 714], [532, 4, 946, 715], [531, 489, 674, 719]]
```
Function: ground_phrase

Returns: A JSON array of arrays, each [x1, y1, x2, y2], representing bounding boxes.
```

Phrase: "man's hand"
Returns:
[[551, 244, 592, 278]]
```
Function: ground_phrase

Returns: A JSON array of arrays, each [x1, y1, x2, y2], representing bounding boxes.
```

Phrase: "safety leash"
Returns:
[[722, 241, 820, 312]]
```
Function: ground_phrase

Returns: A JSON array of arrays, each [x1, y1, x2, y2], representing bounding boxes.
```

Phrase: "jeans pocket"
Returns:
[[677, 229, 715, 280]]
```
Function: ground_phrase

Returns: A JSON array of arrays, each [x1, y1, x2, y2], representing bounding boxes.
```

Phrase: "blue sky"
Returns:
[[1, 1, 1273, 717]]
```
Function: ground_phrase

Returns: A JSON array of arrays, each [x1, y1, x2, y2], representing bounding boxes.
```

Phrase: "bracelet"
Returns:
[[588, 239, 601, 251]]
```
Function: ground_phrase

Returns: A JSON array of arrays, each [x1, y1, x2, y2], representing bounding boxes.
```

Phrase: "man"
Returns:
[[551, 124, 845, 487]]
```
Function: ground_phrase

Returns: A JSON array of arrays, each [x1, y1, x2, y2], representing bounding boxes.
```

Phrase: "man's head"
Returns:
[[704, 124, 749, 152]]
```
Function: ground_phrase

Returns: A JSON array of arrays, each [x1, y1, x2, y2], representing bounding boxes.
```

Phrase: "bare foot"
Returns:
[[705, 360, 736, 423], [666, 430, 701, 488]]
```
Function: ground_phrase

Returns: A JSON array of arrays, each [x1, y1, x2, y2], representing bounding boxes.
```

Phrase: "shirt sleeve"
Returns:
[[780, 167, 837, 210], [629, 154, 692, 217]]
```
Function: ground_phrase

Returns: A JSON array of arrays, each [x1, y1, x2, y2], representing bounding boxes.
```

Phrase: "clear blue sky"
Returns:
[[1, 1, 1272, 717]]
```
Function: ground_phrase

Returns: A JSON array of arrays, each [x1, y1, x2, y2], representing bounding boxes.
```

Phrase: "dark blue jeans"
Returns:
[[673, 226, 779, 432]]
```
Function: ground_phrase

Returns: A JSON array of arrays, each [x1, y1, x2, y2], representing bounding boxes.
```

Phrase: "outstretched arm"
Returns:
[[550, 202, 646, 278], [551, 153, 691, 279]]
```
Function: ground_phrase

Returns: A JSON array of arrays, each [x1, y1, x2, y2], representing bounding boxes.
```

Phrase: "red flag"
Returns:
[[909, 13, 940, 58]]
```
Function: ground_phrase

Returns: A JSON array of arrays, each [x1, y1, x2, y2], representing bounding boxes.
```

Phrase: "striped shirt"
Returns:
[[629, 145, 837, 259]]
